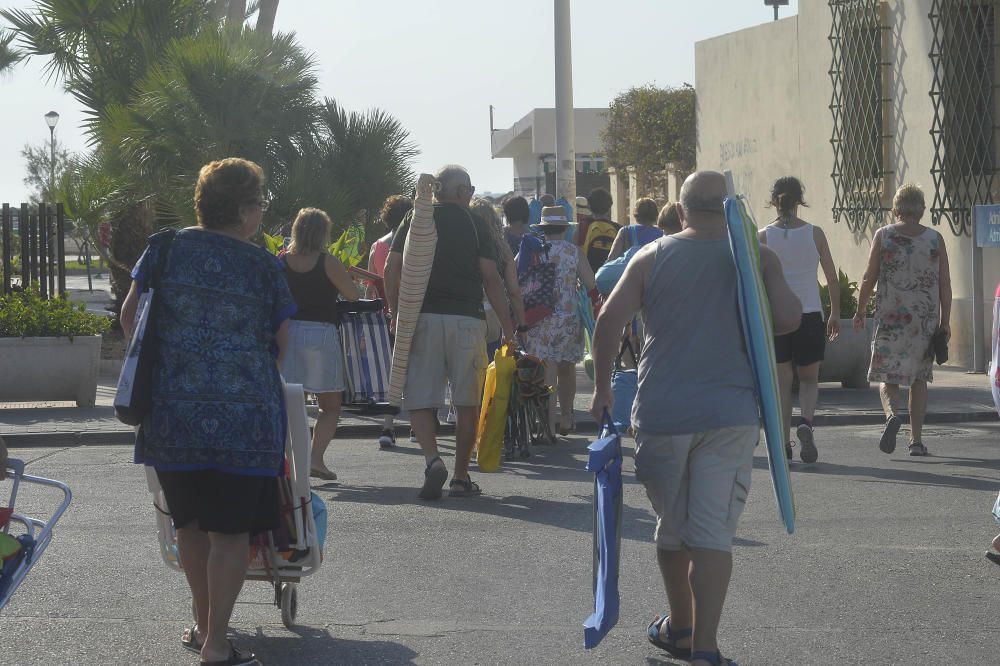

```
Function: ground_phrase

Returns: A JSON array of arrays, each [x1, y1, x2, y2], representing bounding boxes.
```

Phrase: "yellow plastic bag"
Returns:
[[475, 344, 516, 472]]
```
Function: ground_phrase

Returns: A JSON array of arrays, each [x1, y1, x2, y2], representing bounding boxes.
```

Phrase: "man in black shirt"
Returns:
[[385, 166, 515, 499]]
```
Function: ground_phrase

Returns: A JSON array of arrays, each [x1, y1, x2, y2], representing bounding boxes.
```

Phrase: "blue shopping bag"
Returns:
[[583, 412, 623, 649], [611, 369, 637, 429]]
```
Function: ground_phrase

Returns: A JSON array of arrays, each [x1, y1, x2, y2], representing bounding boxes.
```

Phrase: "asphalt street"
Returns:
[[1, 423, 999, 665]]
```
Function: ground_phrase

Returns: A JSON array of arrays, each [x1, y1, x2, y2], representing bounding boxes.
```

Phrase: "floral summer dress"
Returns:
[[868, 226, 942, 385], [523, 240, 584, 363]]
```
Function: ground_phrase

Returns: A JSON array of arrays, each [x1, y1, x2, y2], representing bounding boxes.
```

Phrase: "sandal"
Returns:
[[908, 441, 928, 456], [448, 477, 482, 497], [985, 550, 1000, 566], [309, 465, 338, 481], [200, 641, 260, 666], [418, 455, 448, 500], [558, 419, 575, 437], [646, 614, 692, 660], [691, 649, 739, 666], [181, 626, 203, 653], [879, 415, 902, 454]]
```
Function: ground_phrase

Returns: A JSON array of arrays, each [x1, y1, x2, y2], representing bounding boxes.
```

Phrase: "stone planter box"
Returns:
[[817, 318, 873, 389], [0, 335, 102, 406]]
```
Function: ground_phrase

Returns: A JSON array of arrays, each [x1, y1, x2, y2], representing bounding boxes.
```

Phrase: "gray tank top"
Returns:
[[633, 236, 759, 435]]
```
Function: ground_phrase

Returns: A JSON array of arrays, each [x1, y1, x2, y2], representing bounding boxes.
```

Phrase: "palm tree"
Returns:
[[256, 0, 279, 36], [315, 100, 419, 242], [101, 29, 320, 225], [0, 30, 20, 75], [1, 0, 217, 305]]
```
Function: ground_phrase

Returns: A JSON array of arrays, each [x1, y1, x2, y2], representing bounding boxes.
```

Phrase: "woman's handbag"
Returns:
[[929, 327, 949, 365], [114, 231, 176, 426]]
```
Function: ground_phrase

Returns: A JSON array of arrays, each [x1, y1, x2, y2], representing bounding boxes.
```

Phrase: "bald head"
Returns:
[[679, 171, 727, 219]]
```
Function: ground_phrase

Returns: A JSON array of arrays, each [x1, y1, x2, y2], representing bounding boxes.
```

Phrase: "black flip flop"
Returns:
[[448, 477, 482, 497], [200, 641, 259, 666], [646, 614, 692, 660], [986, 550, 1000, 567], [879, 415, 901, 454], [418, 455, 448, 500]]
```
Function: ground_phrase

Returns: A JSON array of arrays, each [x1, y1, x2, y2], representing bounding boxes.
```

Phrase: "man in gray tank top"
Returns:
[[590, 171, 801, 666]]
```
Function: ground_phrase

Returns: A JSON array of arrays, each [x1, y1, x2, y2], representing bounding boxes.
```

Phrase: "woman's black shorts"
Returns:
[[774, 311, 826, 366], [156, 469, 280, 535]]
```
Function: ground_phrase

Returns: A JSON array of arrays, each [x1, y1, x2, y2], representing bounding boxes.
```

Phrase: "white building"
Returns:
[[696, 0, 1000, 368], [490, 108, 609, 198]]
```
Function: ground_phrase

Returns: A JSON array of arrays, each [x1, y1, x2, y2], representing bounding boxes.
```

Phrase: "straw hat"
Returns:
[[576, 195, 592, 217], [537, 205, 570, 231]]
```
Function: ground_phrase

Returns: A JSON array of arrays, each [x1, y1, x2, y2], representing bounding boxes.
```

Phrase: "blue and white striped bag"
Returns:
[[339, 305, 392, 406]]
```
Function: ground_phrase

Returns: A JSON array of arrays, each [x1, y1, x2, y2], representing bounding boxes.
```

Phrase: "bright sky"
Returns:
[[0, 0, 799, 202]]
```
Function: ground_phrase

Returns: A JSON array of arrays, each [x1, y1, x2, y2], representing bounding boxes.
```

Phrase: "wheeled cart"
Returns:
[[147, 383, 324, 628], [1, 458, 73, 610]]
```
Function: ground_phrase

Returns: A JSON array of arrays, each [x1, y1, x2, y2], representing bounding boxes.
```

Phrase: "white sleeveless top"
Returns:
[[764, 223, 822, 314]]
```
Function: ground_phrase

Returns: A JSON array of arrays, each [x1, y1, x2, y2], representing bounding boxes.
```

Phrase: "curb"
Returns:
[[2, 411, 996, 448]]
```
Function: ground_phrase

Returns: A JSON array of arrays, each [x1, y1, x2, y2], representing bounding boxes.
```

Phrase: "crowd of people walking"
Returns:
[[105, 153, 996, 666]]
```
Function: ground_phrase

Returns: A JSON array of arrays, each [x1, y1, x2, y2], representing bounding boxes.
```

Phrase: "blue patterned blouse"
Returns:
[[131, 228, 297, 476]]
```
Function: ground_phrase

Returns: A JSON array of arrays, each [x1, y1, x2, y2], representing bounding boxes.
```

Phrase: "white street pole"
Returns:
[[554, 0, 576, 214], [972, 212, 986, 373]]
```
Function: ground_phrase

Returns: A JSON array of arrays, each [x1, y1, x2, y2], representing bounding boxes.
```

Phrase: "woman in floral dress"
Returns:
[[854, 184, 952, 457], [522, 206, 596, 436]]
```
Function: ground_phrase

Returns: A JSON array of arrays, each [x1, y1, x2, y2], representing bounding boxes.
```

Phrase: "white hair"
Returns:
[[435, 164, 471, 199]]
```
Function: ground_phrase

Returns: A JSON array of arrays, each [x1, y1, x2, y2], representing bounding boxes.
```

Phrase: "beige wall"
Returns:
[[696, 1, 1000, 367]]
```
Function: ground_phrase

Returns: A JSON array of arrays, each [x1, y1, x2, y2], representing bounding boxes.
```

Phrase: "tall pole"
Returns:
[[554, 0, 576, 214], [48, 125, 55, 198]]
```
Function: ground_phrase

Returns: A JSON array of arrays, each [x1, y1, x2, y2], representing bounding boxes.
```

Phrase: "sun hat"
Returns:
[[537, 205, 570, 231], [576, 195, 592, 217]]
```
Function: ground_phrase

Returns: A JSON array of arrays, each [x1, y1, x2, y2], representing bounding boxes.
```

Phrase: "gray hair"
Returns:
[[435, 164, 471, 199], [892, 183, 925, 215]]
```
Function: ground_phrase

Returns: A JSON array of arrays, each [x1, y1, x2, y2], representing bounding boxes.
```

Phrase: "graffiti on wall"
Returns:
[[718, 137, 759, 199]]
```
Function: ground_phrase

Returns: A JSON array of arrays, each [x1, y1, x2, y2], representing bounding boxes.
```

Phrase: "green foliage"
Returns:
[[262, 231, 284, 255], [328, 225, 365, 267], [101, 28, 320, 226], [819, 269, 874, 319], [0, 288, 111, 338], [602, 84, 696, 177], [20, 139, 74, 203]]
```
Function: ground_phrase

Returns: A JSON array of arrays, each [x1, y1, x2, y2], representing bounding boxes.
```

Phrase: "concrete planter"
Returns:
[[818, 318, 873, 389], [0, 335, 102, 406]]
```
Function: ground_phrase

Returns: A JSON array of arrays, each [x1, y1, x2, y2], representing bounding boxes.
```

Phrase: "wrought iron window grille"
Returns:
[[929, 0, 1000, 236], [829, 0, 894, 235]]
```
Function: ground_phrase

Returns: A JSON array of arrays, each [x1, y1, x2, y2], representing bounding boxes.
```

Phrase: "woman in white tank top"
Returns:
[[758, 177, 841, 464]]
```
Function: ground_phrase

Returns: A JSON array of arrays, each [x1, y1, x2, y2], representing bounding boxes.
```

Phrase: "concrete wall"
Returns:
[[696, 1, 1000, 368]]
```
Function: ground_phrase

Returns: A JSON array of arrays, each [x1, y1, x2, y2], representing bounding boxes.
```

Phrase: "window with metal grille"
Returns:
[[828, 0, 893, 234], [929, 0, 1000, 236]]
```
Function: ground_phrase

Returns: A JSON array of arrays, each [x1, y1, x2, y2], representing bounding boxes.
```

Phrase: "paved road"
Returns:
[[2, 424, 999, 665]]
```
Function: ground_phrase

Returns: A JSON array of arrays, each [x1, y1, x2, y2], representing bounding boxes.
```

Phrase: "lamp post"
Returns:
[[765, 0, 789, 21], [44, 111, 59, 198], [554, 0, 576, 215]]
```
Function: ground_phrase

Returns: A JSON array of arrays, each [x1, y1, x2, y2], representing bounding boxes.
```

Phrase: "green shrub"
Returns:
[[820, 269, 875, 319], [0, 288, 111, 338]]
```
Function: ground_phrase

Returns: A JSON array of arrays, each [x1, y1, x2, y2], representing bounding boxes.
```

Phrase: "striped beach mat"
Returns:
[[341, 310, 393, 406], [388, 189, 437, 406]]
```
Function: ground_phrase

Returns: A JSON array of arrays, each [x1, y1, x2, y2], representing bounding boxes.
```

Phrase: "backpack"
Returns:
[[579, 219, 619, 272], [516, 233, 557, 327]]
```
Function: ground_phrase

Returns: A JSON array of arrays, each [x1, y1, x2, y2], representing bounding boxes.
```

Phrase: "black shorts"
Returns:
[[157, 469, 280, 535], [774, 312, 826, 366]]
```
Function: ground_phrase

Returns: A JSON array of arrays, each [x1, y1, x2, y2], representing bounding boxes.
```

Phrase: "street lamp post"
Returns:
[[44, 111, 59, 197]]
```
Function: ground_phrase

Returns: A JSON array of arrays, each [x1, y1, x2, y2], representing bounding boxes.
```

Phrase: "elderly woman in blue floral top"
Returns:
[[122, 158, 296, 666]]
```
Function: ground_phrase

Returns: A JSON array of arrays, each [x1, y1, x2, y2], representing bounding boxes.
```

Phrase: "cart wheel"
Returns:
[[280, 583, 298, 628]]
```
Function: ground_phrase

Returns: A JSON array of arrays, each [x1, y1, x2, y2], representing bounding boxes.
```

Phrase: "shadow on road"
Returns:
[[234, 628, 419, 665], [756, 453, 1000, 492], [321, 483, 657, 541]]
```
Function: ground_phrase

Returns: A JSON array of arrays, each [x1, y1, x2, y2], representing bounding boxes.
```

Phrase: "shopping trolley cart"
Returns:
[[147, 383, 325, 628], [1, 458, 73, 610]]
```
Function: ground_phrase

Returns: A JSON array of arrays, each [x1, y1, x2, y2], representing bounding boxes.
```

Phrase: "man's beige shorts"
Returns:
[[634, 425, 759, 553], [403, 313, 487, 410]]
